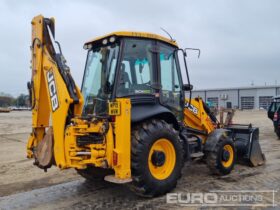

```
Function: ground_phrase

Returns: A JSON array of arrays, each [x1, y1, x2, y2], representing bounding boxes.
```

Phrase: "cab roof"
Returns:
[[84, 31, 178, 47]]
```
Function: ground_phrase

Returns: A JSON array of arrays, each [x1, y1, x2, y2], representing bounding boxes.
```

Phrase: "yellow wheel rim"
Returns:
[[221, 144, 234, 168], [148, 138, 176, 180]]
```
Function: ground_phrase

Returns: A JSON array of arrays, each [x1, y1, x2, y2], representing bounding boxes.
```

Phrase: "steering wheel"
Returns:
[[142, 81, 151, 88]]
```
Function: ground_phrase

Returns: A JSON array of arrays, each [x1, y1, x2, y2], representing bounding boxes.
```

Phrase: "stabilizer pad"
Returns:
[[34, 127, 54, 169]]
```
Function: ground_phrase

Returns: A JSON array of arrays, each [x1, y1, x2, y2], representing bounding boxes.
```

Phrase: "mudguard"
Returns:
[[131, 104, 179, 129], [203, 129, 230, 152]]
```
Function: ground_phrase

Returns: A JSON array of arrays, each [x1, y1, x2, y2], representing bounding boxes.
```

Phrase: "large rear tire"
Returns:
[[130, 119, 184, 197], [205, 137, 236, 175]]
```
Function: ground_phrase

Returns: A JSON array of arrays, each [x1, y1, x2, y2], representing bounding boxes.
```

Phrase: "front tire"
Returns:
[[206, 137, 235, 175], [130, 119, 184, 197]]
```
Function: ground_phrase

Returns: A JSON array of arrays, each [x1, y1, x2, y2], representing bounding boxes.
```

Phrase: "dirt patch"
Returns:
[[0, 110, 279, 209], [0, 111, 81, 197]]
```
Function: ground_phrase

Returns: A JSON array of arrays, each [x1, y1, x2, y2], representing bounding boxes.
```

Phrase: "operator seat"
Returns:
[[118, 63, 131, 96]]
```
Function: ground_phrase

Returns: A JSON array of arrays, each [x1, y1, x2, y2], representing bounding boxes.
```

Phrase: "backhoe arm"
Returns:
[[27, 15, 83, 169]]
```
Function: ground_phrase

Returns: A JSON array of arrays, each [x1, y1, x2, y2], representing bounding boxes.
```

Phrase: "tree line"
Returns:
[[0, 93, 29, 107]]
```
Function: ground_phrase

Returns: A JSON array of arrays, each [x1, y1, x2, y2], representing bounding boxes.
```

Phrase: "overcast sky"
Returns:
[[0, 0, 279, 96]]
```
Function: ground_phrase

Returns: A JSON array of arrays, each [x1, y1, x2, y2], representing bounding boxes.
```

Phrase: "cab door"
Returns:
[[157, 42, 184, 120]]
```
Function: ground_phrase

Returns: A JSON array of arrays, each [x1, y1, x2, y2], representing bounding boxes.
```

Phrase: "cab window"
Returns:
[[117, 39, 154, 97], [159, 42, 182, 112]]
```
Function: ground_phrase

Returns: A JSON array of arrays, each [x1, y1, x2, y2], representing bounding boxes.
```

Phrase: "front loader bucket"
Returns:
[[226, 125, 265, 167]]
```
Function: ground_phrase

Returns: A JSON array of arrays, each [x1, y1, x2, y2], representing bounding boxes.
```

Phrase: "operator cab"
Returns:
[[81, 32, 191, 123]]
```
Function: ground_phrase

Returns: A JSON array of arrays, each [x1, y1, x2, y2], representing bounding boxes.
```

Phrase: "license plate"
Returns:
[[109, 101, 121, 115]]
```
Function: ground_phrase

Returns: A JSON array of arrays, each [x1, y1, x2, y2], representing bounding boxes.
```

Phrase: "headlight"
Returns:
[[109, 36, 116, 43], [102, 39, 108, 45], [83, 44, 92, 50]]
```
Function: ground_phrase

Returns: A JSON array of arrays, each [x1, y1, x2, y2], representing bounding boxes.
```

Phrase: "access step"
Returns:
[[104, 175, 132, 184], [190, 152, 204, 158]]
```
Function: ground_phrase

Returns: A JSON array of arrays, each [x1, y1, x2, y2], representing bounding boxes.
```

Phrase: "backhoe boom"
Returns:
[[27, 15, 83, 169]]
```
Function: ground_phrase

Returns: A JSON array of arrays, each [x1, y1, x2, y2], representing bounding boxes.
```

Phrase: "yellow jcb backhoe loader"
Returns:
[[27, 15, 265, 197]]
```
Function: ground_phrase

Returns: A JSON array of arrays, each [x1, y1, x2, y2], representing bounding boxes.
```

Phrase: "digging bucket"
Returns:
[[226, 124, 265, 167]]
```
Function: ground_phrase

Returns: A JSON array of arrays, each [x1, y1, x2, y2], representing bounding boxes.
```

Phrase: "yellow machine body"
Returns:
[[26, 15, 215, 181], [26, 15, 264, 197]]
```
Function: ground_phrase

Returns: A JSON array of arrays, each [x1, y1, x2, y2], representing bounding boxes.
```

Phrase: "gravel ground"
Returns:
[[0, 110, 279, 209]]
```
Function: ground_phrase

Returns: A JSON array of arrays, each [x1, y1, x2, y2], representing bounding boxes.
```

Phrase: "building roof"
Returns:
[[193, 85, 280, 92], [84, 31, 178, 47]]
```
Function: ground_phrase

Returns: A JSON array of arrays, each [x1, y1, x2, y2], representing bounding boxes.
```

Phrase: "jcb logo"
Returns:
[[47, 71, 59, 112], [185, 102, 198, 115]]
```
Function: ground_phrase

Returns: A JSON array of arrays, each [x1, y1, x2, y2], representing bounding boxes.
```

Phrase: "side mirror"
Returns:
[[183, 84, 193, 91]]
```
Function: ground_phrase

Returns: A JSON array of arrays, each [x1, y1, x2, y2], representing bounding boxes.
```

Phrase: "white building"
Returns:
[[191, 85, 280, 109]]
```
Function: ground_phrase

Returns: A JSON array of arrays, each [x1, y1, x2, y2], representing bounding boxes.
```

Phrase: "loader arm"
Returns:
[[26, 15, 83, 168], [184, 97, 265, 167], [184, 97, 217, 143]]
